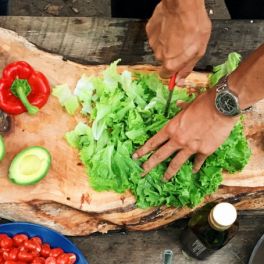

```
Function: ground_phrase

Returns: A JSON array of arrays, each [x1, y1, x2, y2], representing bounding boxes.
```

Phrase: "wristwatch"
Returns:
[[215, 76, 252, 116]]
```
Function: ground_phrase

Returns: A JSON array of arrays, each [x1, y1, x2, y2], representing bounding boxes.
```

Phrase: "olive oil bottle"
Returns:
[[180, 202, 239, 260]]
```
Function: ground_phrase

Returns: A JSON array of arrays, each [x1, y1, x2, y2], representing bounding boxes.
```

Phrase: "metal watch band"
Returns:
[[216, 76, 253, 115]]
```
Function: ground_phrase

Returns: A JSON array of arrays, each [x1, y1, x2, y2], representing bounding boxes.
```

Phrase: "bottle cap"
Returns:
[[209, 202, 237, 231]]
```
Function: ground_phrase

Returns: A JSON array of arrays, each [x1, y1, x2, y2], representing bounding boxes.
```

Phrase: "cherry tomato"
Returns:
[[13, 234, 28, 246], [40, 244, 51, 258], [56, 254, 69, 264], [49, 248, 63, 258], [31, 237, 42, 245], [4, 261, 17, 264], [24, 240, 41, 253], [2, 250, 10, 260], [17, 251, 34, 262], [45, 256, 56, 264], [67, 253, 77, 264], [18, 245, 27, 252], [0, 255, 3, 262], [31, 249, 40, 257], [0, 234, 9, 241], [0, 237, 13, 249], [32, 256, 45, 264], [7, 248, 19, 260]]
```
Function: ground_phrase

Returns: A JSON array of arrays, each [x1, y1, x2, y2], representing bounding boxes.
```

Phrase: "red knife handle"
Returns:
[[168, 73, 177, 91]]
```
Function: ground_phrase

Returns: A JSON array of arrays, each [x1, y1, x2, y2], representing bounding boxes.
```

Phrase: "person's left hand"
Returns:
[[133, 88, 238, 181]]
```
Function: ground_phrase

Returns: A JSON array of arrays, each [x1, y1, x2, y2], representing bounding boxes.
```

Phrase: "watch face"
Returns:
[[215, 91, 239, 116]]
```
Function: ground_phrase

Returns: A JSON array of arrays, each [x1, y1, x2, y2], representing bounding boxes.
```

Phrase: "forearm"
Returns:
[[229, 44, 264, 109]]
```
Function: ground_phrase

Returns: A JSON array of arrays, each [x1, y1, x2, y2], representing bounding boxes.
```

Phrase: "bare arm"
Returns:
[[133, 44, 264, 180]]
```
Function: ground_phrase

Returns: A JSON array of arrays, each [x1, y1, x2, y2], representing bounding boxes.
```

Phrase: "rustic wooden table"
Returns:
[[0, 16, 264, 264]]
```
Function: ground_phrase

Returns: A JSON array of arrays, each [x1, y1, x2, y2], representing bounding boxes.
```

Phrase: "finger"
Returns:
[[133, 128, 169, 159], [164, 149, 193, 181], [141, 141, 179, 176], [193, 153, 207, 173], [176, 57, 199, 87], [159, 54, 194, 79]]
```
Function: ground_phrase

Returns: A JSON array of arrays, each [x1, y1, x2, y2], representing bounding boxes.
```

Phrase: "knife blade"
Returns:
[[164, 73, 177, 117]]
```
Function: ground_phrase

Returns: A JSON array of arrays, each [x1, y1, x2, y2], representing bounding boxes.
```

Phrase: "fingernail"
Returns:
[[192, 168, 198, 173], [132, 153, 139, 160], [141, 171, 147, 177], [163, 173, 169, 182], [162, 177, 168, 182]]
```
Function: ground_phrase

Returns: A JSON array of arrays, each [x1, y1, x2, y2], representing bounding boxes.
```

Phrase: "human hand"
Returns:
[[133, 88, 238, 181], [146, 0, 212, 83]]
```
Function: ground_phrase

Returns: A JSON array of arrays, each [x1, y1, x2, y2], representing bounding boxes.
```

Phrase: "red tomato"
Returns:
[[31, 237, 42, 245], [49, 248, 63, 258], [17, 251, 34, 262], [0, 237, 13, 249], [0, 255, 3, 262], [0, 234, 9, 241], [7, 248, 19, 260], [31, 249, 40, 257], [45, 256, 56, 264], [67, 253, 77, 264], [32, 256, 45, 264], [4, 261, 17, 264], [56, 254, 70, 264], [18, 245, 27, 252], [2, 250, 10, 260], [24, 240, 41, 253], [13, 234, 28, 246], [40, 244, 51, 258]]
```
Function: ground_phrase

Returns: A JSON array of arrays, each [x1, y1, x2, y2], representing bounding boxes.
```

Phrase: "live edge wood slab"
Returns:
[[0, 17, 263, 236]]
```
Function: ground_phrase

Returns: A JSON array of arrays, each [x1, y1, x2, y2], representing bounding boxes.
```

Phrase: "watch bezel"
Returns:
[[215, 76, 253, 116], [215, 90, 240, 116]]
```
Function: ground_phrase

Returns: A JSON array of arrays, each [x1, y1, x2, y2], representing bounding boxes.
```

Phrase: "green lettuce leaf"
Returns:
[[53, 84, 80, 115], [56, 56, 251, 209]]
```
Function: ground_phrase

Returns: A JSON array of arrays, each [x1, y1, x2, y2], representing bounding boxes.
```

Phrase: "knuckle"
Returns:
[[163, 60, 176, 73], [148, 38, 155, 49], [173, 135, 186, 146], [152, 151, 162, 160], [154, 49, 163, 61]]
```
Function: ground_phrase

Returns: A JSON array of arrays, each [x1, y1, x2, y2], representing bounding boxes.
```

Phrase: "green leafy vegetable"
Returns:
[[53, 84, 80, 115], [55, 54, 251, 208], [209, 52, 241, 86]]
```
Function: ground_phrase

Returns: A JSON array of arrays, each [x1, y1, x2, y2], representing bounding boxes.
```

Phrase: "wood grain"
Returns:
[[0, 17, 263, 68], [0, 26, 263, 236]]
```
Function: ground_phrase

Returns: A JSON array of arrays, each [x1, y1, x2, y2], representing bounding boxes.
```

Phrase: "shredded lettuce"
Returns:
[[54, 53, 251, 208], [53, 84, 80, 115], [209, 52, 241, 86]]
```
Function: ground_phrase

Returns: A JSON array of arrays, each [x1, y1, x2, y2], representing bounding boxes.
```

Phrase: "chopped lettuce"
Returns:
[[53, 84, 80, 115], [55, 54, 251, 208], [209, 52, 241, 86]]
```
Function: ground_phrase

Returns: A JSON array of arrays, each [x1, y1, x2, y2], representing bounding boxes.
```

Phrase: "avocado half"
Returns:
[[9, 146, 51, 185]]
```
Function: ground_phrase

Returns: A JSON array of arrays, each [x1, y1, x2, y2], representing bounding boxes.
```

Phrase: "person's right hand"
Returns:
[[146, 0, 212, 83]]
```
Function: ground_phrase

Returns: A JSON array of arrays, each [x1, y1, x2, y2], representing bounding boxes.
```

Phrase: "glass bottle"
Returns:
[[180, 202, 239, 260]]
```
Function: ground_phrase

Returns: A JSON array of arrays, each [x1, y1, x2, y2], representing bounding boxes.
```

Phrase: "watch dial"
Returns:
[[216, 92, 239, 116]]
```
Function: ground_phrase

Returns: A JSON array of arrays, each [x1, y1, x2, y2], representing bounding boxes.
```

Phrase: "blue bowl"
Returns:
[[0, 222, 88, 264]]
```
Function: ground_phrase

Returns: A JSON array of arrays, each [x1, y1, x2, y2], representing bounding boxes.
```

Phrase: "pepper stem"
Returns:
[[11, 79, 39, 115]]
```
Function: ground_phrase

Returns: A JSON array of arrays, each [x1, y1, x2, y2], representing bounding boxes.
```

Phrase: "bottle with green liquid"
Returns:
[[180, 202, 239, 260]]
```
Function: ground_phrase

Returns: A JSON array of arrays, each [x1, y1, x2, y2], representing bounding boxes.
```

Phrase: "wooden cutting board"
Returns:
[[0, 27, 264, 236]]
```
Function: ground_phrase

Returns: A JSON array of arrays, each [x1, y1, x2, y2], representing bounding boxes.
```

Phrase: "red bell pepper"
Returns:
[[0, 61, 51, 115]]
